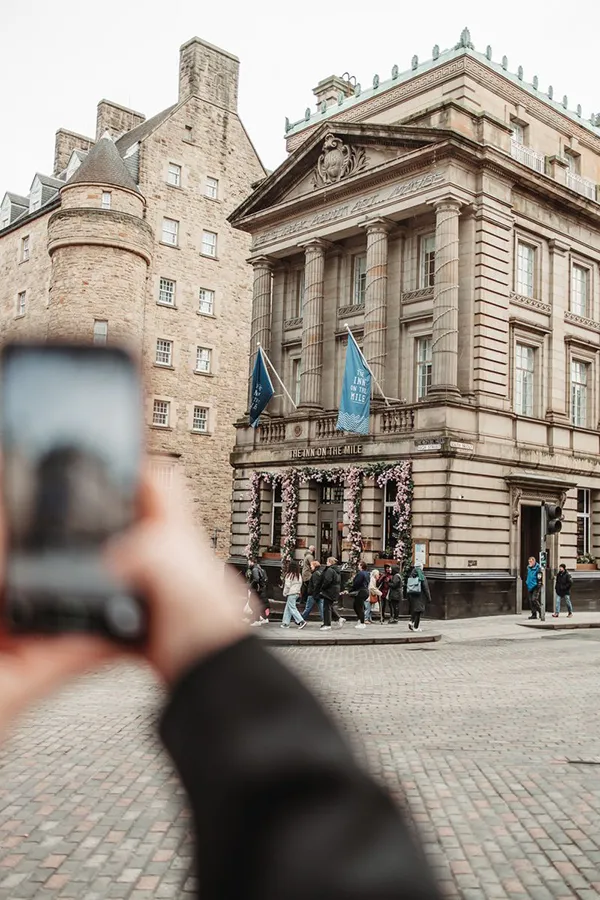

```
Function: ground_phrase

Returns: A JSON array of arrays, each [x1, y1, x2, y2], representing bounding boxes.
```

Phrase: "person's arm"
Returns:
[[161, 636, 441, 900]]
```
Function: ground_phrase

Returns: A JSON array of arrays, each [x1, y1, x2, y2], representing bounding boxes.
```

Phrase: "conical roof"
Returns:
[[66, 137, 140, 193]]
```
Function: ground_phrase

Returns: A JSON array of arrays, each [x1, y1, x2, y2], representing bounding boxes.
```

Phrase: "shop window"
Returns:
[[320, 484, 344, 505], [271, 483, 283, 548], [383, 480, 398, 554], [577, 488, 591, 557]]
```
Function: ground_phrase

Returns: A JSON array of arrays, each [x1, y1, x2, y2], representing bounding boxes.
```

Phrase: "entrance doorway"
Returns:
[[520, 504, 541, 608], [318, 484, 344, 563]]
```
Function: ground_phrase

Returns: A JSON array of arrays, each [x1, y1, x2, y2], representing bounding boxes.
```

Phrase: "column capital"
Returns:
[[358, 216, 395, 234], [247, 254, 275, 269], [549, 238, 570, 255], [298, 238, 333, 253], [428, 194, 465, 214]]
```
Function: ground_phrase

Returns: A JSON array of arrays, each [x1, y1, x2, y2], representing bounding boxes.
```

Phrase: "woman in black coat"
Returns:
[[404, 566, 431, 632], [387, 565, 403, 624]]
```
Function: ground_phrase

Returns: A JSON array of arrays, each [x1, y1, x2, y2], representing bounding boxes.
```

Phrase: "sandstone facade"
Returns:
[[229, 30, 600, 615], [0, 36, 265, 556]]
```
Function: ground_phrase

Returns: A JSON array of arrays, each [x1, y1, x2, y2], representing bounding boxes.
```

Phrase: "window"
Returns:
[[192, 405, 209, 433], [184, 124, 194, 142], [292, 358, 302, 406], [416, 337, 432, 400], [320, 484, 344, 504], [292, 269, 304, 318], [565, 152, 579, 174], [101, 192, 111, 210], [420, 234, 436, 289], [577, 488, 591, 557], [201, 230, 217, 257], [93, 320, 108, 345], [161, 218, 179, 246], [352, 254, 367, 305], [167, 163, 182, 187], [152, 399, 170, 427], [155, 339, 173, 366], [30, 199, 40, 212], [1, 211, 9, 229], [195, 346, 211, 373], [271, 483, 283, 547], [512, 122, 525, 144], [514, 343, 535, 416], [16, 291, 26, 317], [571, 360, 589, 427], [158, 278, 176, 306], [205, 177, 219, 199], [21, 236, 30, 262], [516, 241, 535, 298], [198, 288, 215, 315], [571, 264, 589, 317], [383, 481, 399, 554]]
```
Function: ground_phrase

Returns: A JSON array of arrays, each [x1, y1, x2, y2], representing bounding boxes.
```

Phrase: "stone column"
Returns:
[[249, 256, 274, 373], [299, 239, 328, 408], [547, 239, 569, 422], [429, 197, 462, 397], [362, 218, 392, 394]]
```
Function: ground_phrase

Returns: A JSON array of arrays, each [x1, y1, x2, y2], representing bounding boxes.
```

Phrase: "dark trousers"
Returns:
[[352, 590, 368, 624], [389, 600, 399, 621], [411, 611, 421, 629], [301, 581, 309, 604], [528, 587, 542, 617], [322, 597, 340, 626]]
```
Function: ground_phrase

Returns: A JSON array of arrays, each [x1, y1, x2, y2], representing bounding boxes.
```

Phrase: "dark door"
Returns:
[[520, 504, 541, 608]]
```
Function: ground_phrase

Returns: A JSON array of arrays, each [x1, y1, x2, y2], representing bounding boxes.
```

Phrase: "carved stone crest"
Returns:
[[314, 133, 367, 187]]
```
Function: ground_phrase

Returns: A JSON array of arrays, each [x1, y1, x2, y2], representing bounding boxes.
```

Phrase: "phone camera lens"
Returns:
[[105, 595, 143, 640]]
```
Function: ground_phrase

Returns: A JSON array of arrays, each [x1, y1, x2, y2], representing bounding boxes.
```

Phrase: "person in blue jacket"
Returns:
[[526, 556, 543, 619]]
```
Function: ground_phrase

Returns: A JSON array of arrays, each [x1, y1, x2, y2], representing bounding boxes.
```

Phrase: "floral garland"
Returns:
[[245, 460, 413, 572]]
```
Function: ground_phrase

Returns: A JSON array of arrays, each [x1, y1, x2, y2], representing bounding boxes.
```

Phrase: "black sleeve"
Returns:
[[160, 637, 442, 900]]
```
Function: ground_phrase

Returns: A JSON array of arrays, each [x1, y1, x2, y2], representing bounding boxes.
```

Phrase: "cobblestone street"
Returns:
[[1, 620, 600, 898]]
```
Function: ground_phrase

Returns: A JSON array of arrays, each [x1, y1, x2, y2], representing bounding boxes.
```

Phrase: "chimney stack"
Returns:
[[54, 129, 94, 176], [313, 75, 355, 110], [178, 37, 239, 111], [95, 100, 145, 141]]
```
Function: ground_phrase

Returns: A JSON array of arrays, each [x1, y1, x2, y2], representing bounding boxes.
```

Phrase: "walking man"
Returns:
[[553, 563, 573, 617], [247, 558, 269, 626], [345, 560, 370, 630], [319, 557, 346, 631], [526, 556, 543, 619], [301, 545, 316, 605], [303, 558, 325, 621]]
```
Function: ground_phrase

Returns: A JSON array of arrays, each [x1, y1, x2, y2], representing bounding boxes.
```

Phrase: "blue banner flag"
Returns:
[[249, 348, 274, 427], [336, 333, 371, 434]]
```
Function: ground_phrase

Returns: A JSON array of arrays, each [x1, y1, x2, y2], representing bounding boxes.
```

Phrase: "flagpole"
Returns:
[[344, 325, 399, 408], [257, 343, 298, 410]]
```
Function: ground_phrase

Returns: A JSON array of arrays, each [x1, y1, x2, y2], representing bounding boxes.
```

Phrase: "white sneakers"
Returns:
[[338, 618, 346, 628], [355, 623, 367, 630]]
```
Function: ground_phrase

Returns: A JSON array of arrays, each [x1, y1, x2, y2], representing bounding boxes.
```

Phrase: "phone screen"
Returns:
[[1, 344, 145, 640]]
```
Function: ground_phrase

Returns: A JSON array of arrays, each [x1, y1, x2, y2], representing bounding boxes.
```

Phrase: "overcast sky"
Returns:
[[1, 0, 597, 196]]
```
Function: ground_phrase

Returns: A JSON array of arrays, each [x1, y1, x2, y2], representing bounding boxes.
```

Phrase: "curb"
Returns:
[[260, 633, 442, 647], [517, 621, 600, 630]]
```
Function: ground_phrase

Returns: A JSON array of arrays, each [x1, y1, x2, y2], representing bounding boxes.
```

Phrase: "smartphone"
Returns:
[[0, 343, 147, 643]]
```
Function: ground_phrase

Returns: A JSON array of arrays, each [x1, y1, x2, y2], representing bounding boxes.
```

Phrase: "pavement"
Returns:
[[1, 612, 600, 897]]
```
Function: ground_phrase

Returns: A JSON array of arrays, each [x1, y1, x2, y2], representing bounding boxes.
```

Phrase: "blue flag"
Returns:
[[249, 348, 274, 427], [336, 333, 371, 434]]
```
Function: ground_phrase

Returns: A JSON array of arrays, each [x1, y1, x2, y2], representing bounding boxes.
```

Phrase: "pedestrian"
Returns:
[[387, 565, 403, 624], [345, 560, 370, 629], [0, 467, 444, 900], [281, 561, 307, 629], [303, 558, 325, 621], [247, 558, 269, 626], [366, 568, 382, 624], [319, 556, 346, 631], [526, 556, 543, 619], [553, 563, 573, 617], [300, 544, 316, 605], [405, 565, 431, 632], [377, 564, 393, 622]]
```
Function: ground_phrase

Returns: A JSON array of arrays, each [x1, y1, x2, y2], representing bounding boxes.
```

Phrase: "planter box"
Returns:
[[577, 563, 597, 571], [262, 552, 281, 560], [374, 558, 396, 568]]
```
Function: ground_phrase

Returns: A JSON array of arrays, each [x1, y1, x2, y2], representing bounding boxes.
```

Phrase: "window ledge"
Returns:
[[338, 303, 365, 318], [402, 288, 434, 304], [565, 311, 600, 333], [159, 241, 180, 250], [157, 301, 177, 309], [154, 363, 175, 370], [510, 292, 551, 315], [194, 370, 214, 377], [182, 138, 195, 145], [19, 259, 30, 265], [203, 196, 221, 203], [191, 429, 211, 435], [197, 311, 216, 318], [149, 424, 173, 431], [14, 313, 25, 320], [166, 183, 183, 190], [200, 253, 219, 261]]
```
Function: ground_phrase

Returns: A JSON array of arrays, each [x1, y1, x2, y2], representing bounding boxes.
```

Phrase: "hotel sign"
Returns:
[[253, 171, 445, 249], [290, 444, 363, 460]]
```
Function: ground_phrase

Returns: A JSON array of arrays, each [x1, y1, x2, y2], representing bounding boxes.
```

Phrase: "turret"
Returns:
[[47, 137, 153, 349]]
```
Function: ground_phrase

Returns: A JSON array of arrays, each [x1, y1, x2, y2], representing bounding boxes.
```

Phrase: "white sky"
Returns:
[[1, 0, 597, 196]]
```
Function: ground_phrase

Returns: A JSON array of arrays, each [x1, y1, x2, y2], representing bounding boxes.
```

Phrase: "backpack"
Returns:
[[256, 565, 268, 591], [406, 574, 422, 594]]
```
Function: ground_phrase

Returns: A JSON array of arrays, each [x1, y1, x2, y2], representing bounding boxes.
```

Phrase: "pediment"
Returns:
[[230, 122, 449, 223]]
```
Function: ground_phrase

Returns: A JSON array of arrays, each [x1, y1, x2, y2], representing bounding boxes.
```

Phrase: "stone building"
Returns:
[[0, 37, 265, 555], [229, 29, 600, 616]]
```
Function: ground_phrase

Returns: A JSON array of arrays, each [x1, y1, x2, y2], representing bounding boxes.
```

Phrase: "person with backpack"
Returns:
[[300, 545, 316, 605], [387, 565, 403, 624], [247, 558, 269, 627], [553, 563, 573, 617], [404, 565, 431, 632], [319, 557, 346, 631], [302, 558, 325, 621], [281, 561, 307, 629]]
